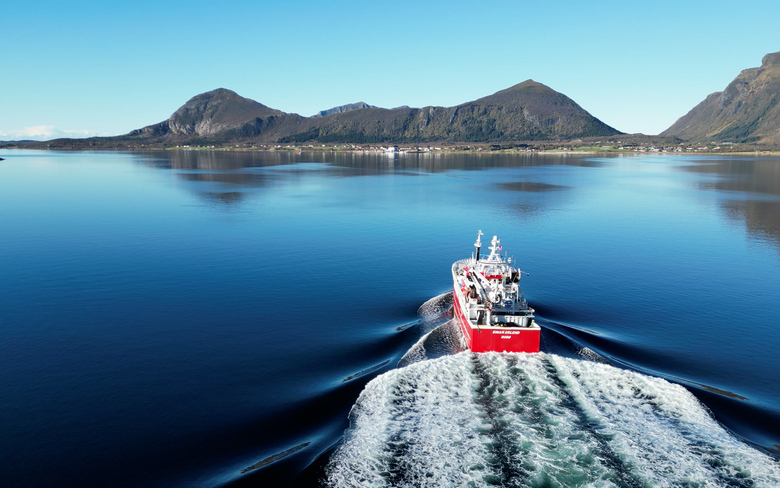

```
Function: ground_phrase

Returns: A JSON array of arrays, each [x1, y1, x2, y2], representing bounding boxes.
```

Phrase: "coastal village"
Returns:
[[164, 139, 775, 155]]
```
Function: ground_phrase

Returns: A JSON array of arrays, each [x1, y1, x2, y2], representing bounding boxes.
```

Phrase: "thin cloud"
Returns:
[[0, 126, 112, 141]]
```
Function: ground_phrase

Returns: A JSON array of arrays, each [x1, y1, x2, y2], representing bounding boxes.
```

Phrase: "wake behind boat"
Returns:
[[452, 231, 540, 353]]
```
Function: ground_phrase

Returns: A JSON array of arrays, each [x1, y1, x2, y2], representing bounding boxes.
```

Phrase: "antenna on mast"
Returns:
[[474, 230, 484, 261]]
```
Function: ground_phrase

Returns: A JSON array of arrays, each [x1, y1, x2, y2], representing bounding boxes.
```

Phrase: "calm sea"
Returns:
[[1, 149, 779, 487]]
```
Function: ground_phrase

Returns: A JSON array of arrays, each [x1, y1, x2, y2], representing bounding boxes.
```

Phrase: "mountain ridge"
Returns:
[[662, 51, 780, 144], [118, 79, 620, 145], [292, 80, 619, 143]]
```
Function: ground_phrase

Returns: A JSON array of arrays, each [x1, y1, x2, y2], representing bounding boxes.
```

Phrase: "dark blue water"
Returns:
[[1, 149, 779, 487]]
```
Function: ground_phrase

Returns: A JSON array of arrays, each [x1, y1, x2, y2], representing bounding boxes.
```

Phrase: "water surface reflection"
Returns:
[[682, 157, 780, 249], [134, 150, 596, 207]]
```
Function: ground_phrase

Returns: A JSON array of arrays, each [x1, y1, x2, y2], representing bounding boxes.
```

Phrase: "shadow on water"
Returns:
[[498, 181, 569, 193]]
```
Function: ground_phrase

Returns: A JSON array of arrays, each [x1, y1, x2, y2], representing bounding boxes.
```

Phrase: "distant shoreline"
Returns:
[[2, 141, 780, 156]]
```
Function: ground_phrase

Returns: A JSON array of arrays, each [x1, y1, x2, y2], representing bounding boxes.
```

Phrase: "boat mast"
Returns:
[[474, 230, 484, 261]]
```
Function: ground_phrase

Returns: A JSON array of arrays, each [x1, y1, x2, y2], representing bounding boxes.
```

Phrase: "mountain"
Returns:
[[312, 102, 377, 117], [662, 51, 780, 144], [129, 88, 296, 138], [12, 81, 620, 148], [126, 80, 620, 144], [277, 80, 620, 143]]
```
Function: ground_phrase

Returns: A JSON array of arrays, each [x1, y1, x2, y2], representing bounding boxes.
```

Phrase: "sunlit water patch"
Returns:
[[326, 353, 780, 487]]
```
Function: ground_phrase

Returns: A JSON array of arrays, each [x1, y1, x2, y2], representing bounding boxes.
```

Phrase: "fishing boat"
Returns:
[[452, 231, 540, 353]]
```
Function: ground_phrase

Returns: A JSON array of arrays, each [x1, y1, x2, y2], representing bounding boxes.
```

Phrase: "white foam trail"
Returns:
[[397, 330, 430, 366], [326, 353, 780, 487], [398, 319, 465, 367], [396, 292, 460, 367], [327, 354, 499, 487], [416, 292, 453, 333], [548, 355, 780, 487]]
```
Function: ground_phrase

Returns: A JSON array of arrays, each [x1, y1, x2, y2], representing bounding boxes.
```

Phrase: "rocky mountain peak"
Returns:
[[761, 51, 780, 67], [167, 88, 284, 136]]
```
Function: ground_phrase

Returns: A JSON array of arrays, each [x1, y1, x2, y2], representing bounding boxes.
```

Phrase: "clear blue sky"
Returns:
[[3, 0, 778, 140]]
